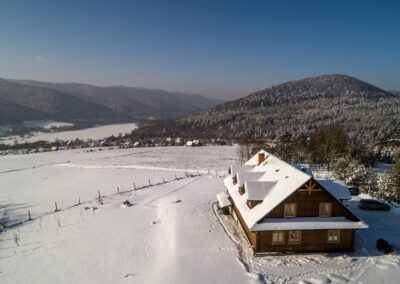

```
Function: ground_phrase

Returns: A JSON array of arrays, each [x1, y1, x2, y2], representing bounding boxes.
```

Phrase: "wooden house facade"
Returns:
[[222, 150, 367, 254]]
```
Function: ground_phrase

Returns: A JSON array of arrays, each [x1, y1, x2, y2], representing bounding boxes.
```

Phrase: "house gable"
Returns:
[[260, 178, 359, 221]]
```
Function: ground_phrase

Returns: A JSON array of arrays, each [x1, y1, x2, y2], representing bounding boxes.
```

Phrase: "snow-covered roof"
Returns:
[[316, 179, 351, 200], [292, 163, 313, 176], [253, 217, 368, 231], [244, 181, 277, 201], [225, 150, 312, 230], [244, 150, 269, 166], [216, 192, 231, 208], [230, 164, 254, 177], [225, 150, 365, 232], [236, 171, 265, 187]]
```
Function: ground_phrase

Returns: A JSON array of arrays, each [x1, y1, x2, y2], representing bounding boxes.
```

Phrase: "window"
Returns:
[[327, 230, 340, 243], [284, 203, 297, 217], [272, 231, 285, 245], [246, 200, 261, 209], [288, 230, 301, 244], [319, 202, 332, 217]]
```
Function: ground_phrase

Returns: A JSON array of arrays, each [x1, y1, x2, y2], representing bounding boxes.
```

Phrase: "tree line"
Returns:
[[238, 124, 400, 203]]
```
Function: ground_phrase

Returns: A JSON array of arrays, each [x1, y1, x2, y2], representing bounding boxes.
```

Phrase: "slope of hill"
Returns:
[[0, 78, 222, 134], [8, 79, 222, 119], [135, 74, 400, 141], [0, 78, 130, 127]]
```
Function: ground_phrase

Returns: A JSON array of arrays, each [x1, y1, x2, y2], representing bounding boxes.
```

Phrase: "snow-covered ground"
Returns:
[[1, 146, 399, 283], [0, 122, 137, 144]]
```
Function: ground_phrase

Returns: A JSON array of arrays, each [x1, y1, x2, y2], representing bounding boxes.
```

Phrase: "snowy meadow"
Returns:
[[0, 146, 399, 283]]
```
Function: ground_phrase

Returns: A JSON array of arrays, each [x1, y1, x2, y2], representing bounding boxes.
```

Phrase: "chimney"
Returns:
[[258, 153, 266, 165]]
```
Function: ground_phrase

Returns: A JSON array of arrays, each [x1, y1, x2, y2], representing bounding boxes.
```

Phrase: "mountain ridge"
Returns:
[[0, 78, 223, 133], [135, 74, 400, 142]]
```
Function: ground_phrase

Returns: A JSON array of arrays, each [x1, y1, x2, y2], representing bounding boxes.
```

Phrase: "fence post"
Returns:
[[134, 182, 136, 190], [98, 190, 101, 198], [78, 197, 81, 205], [55, 202, 58, 212], [117, 187, 120, 194], [28, 210, 32, 221], [149, 179, 151, 186]]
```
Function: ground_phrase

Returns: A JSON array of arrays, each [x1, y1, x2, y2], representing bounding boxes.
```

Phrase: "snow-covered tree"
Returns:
[[333, 156, 378, 193], [377, 160, 400, 202]]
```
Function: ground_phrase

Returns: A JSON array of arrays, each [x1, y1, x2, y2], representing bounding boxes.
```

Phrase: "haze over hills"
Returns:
[[0, 78, 222, 133], [135, 74, 400, 142]]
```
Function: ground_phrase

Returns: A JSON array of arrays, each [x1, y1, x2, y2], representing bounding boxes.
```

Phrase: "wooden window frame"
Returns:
[[327, 229, 341, 243], [246, 200, 261, 209], [319, 202, 332, 217], [284, 203, 297, 218], [288, 230, 302, 244], [271, 231, 285, 245]]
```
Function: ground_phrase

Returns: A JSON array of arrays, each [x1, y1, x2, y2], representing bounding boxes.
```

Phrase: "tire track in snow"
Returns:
[[52, 162, 210, 175], [0, 161, 70, 175], [144, 176, 200, 208]]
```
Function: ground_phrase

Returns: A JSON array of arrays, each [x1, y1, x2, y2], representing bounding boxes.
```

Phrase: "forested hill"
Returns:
[[136, 74, 400, 142], [0, 78, 222, 130]]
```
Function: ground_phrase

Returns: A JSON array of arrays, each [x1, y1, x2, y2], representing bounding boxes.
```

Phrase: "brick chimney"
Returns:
[[258, 153, 266, 165]]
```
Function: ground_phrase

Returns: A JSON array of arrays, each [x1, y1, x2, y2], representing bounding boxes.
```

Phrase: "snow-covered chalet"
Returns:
[[218, 150, 368, 254]]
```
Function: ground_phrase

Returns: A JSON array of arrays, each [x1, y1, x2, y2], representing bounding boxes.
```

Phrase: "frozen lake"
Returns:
[[0, 122, 138, 145]]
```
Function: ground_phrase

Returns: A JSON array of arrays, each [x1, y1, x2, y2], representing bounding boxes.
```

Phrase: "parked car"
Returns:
[[348, 186, 360, 196], [358, 199, 390, 211]]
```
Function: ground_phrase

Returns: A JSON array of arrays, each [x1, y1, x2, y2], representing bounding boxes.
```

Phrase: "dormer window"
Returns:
[[239, 185, 245, 195], [284, 203, 297, 217], [246, 200, 261, 209], [232, 174, 237, 185]]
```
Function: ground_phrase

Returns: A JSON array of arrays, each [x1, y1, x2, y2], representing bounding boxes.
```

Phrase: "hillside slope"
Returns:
[[8, 79, 222, 119], [136, 74, 400, 141], [0, 78, 130, 126]]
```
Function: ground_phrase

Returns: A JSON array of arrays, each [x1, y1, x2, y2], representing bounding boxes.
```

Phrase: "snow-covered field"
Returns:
[[1, 146, 399, 283], [0, 122, 137, 145]]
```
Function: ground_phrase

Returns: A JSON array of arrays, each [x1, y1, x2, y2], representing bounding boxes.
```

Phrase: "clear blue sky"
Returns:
[[0, 0, 399, 99]]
